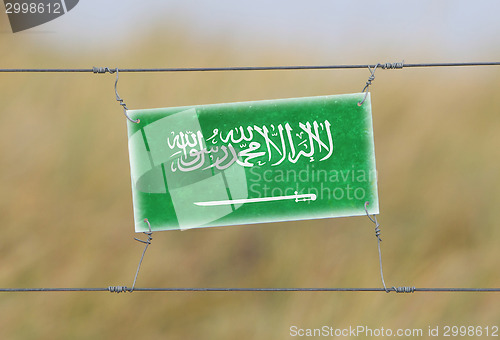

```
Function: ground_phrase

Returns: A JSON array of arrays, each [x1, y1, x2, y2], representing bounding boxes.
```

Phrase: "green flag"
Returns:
[[127, 93, 378, 232]]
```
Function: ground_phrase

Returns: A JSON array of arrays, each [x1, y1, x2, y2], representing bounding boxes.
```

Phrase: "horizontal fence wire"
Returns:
[[1, 287, 500, 293], [0, 62, 500, 73]]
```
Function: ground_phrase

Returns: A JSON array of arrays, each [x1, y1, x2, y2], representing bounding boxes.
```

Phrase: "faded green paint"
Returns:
[[127, 93, 378, 232]]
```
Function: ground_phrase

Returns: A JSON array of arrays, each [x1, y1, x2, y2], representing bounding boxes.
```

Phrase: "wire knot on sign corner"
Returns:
[[107, 219, 154, 295], [358, 64, 378, 106], [129, 219, 154, 293], [134, 219, 153, 246], [365, 201, 382, 242], [365, 201, 416, 294], [358, 61, 404, 106], [93, 66, 139, 124]]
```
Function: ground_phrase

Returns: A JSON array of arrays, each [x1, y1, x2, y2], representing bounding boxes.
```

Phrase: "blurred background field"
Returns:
[[1, 2, 500, 339]]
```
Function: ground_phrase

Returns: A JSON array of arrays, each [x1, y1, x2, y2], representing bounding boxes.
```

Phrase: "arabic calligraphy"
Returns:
[[168, 120, 334, 172]]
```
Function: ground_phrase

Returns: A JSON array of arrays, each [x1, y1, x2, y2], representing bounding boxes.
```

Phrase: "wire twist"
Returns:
[[358, 61, 404, 106], [391, 286, 415, 293], [108, 286, 129, 293], [92, 67, 115, 74], [113, 68, 139, 124], [93, 66, 139, 123], [364, 202, 416, 294], [364, 201, 382, 241], [364, 201, 388, 292], [380, 61, 405, 69], [106, 219, 153, 294], [358, 64, 378, 106]]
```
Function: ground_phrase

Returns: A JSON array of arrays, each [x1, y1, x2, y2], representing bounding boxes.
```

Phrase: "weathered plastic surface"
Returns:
[[126, 93, 378, 232]]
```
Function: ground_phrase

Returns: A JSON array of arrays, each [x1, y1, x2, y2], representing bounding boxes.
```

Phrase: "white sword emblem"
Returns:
[[194, 191, 316, 206]]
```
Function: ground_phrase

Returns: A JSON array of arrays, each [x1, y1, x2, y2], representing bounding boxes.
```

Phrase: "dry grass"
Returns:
[[1, 17, 500, 340]]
